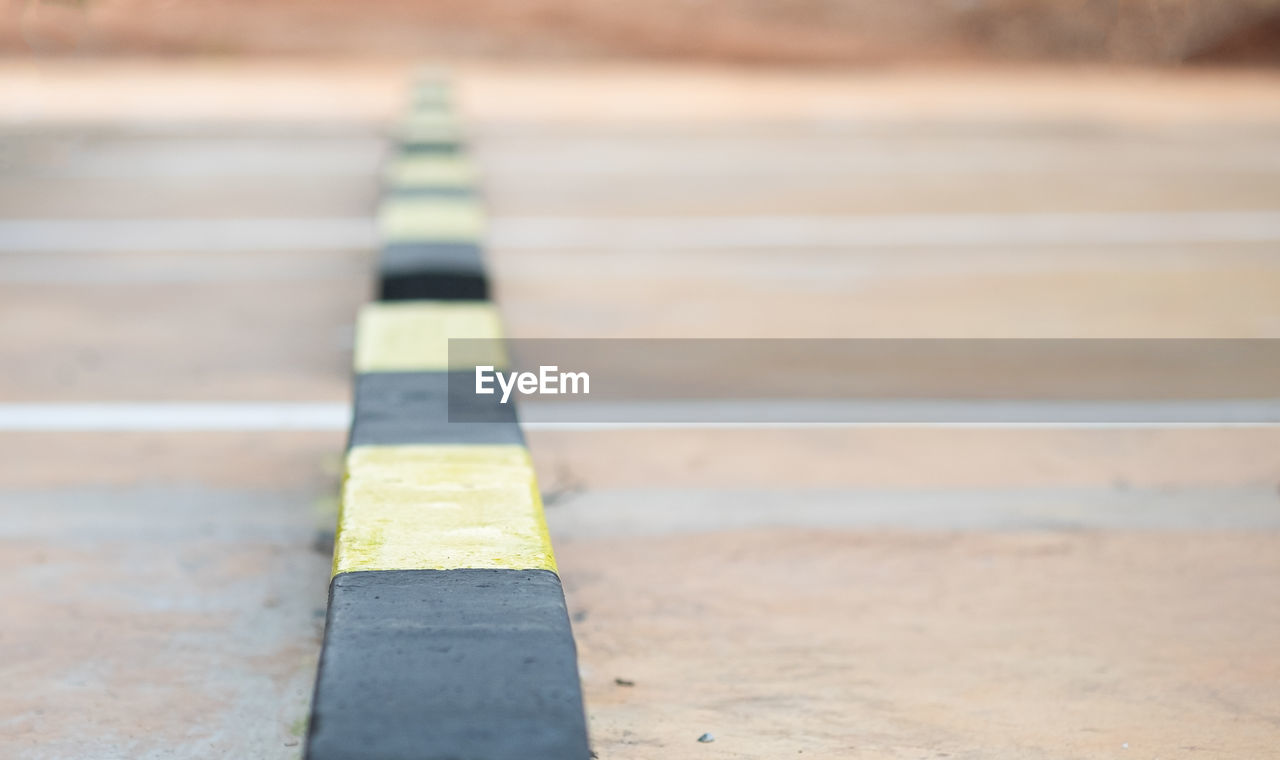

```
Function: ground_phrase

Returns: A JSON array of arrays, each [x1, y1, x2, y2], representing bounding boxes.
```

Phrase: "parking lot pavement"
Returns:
[[1, 59, 1278, 759], [482, 63, 1280, 759], [0, 432, 342, 759], [0, 65, 380, 758]]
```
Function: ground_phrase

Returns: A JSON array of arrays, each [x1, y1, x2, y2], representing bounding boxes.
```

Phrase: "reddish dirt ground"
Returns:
[[3, 0, 1280, 64]]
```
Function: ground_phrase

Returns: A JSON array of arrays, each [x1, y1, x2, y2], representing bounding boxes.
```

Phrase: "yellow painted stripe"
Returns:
[[410, 83, 452, 110], [377, 197, 484, 243], [354, 301, 507, 372], [406, 103, 452, 120], [384, 155, 478, 188], [395, 113, 464, 144], [411, 68, 452, 94], [334, 444, 556, 575]]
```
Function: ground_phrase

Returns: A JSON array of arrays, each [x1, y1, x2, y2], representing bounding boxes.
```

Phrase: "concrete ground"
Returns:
[[1, 59, 1279, 759]]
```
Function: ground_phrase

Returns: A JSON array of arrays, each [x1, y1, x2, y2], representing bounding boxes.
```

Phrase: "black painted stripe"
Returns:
[[378, 242, 488, 301], [399, 141, 465, 155], [348, 372, 524, 448], [379, 271, 489, 301], [307, 569, 591, 760]]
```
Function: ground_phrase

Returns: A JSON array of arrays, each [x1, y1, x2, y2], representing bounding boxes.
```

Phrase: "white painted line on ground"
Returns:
[[11, 140, 387, 179], [0, 403, 352, 431], [0, 256, 368, 283], [0, 219, 376, 252], [477, 144, 1280, 176], [487, 211, 1280, 249], [2, 211, 1279, 252], [0, 402, 1277, 431], [544, 486, 1280, 536], [519, 399, 1280, 424]]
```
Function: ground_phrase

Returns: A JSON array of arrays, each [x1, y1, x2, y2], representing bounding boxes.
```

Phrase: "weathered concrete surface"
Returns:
[[0, 432, 345, 489], [0, 448, 338, 760], [494, 259, 1280, 338], [527, 428, 1280, 491], [557, 529, 1280, 760], [0, 277, 366, 401], [0, 65, 370, 757], [1, 60, 1278, 760], [471, 62, 1280, 760]]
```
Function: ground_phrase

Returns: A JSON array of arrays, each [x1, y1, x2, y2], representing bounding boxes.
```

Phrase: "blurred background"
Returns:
[[2, 2, 1279, 759], [5, 0, 1280, 63]]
